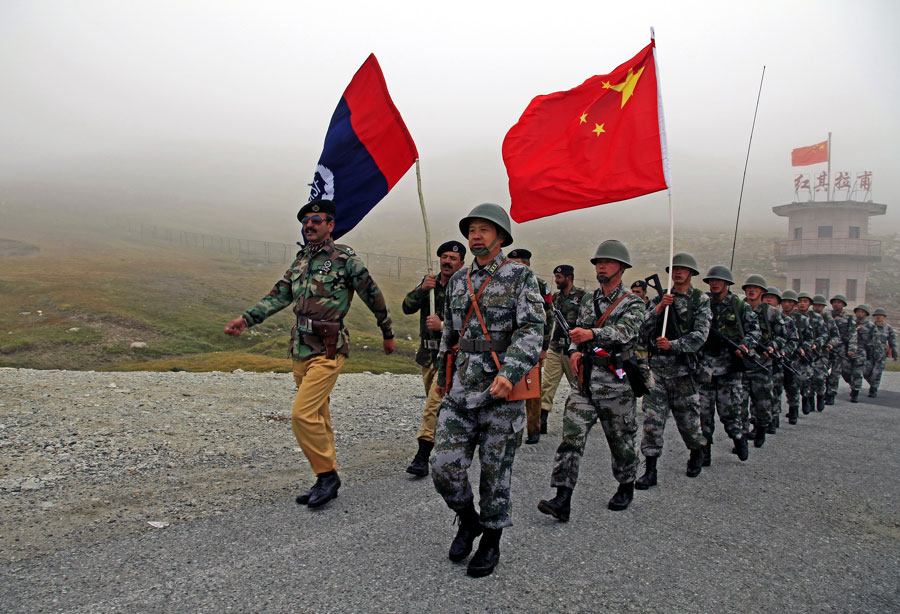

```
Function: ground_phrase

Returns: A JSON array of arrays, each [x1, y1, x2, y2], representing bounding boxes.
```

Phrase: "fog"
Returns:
[[2, 0, 898, 246]]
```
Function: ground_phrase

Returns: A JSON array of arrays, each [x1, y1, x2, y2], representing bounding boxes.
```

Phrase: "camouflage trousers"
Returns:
[[430, 395, 525, 529], [826, 351, 848, 396], [810, 358, 827, 397], [867, 358, 886, 390], [739, 367, 773, 435], [841, 351, 867, 392], [699, 369, 744, 441], [639, 373, 705, 458], [551, 377, 637, 488], [772, 369, 784, 422], [784, 360, 812, 409]]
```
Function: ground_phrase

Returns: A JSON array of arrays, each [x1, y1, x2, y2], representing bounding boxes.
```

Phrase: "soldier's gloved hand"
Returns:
[[224, 317, 246, 337], [489, 375, 513, 398], [420, 274, 437, 291], [383, 339, 396, 354], [656, 336, 671, 351], [425, 315, 442, 332]]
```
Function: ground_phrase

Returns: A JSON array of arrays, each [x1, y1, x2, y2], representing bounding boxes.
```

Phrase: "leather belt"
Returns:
[[458, 338, 510, 353], [590, 349, 633, 367], [421, 339, 439, 350]]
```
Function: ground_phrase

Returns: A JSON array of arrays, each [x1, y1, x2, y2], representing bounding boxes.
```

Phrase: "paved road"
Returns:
[[2, 377, 899, 613]]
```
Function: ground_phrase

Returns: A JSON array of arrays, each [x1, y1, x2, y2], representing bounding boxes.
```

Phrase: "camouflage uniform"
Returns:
[[803, 309, 836, 406], [550, 283, 646, 488], [739, 303, 782, 434], [869, 322, 896, 393], [430, 252, 544, 529], [525, 277, 553, 438], [698, 292, 761, 444], [772, 312, 799, 424], [639, 286, 710, 458], [854, 319, 885, 392], [242, 237, 393, 473], [540, 286, 587, 413], [826, 309, 858, 398], [783, 311, 813, 415]]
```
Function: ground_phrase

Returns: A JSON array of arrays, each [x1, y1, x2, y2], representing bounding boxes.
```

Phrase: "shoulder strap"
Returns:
[[465, 260, 511, 371], [731, 295, 745, 338], [594, 291, 633, 328]]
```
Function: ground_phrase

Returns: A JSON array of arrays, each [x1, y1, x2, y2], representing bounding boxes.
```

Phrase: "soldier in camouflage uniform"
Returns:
[[538, 240, 646, 521], [540, 265, 586, 435], [824, 294, 858, 405], [634, 252, 710, 490], [224, 199, 395, 509], [781, 290, 814, 422], [849, 305, 885, 403], [738, 275, 780, 447], [507, 248, 553, 444], [401, 240, 465, 477], [812, 294, 841, 408], [431, 203, 543, 578], [869, 307, 897, 397], [763, 287, 798, 432], [798, 292, 836, 411], [697, 265, 760, 464]]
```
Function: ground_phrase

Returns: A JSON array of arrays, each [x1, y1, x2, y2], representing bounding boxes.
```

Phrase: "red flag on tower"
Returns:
[[502, 41, 668, 223], [791, 141, 828, 166]]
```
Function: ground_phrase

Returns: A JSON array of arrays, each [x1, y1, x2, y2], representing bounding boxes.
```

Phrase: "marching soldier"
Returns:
[[780, 290, 813, 422], [507, 248, 553, 444], [762, 287, 798, 432], [812, 294, 841, 409], [431, 203, 544, 578], [870, 307, 897, 397], [850, 305, 885, 403], [540, 265, 586, 436], [538, 240, 646, 521], [824, 294, 858, 405], [739, 275, 780, 447], [401, 240, 466, 477], [798, 292, 836, 411], [697, 265, 760, 464], [224, 199, 395, 509], [634, 252, 710, 490]]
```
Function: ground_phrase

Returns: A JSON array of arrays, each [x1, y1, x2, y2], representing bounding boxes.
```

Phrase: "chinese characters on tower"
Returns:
[[793, 170, 872, 201]]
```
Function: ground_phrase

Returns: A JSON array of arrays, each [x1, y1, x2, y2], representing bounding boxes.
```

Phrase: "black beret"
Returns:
[[507, 248, 532, 260], [436, 240, 466, 258], [297, 199, 337, 222], [554, 264, 574, 276]]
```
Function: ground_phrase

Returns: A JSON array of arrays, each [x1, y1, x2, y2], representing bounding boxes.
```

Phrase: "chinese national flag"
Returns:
[[791, 141, 828, 166], [503, 41, 668, 223]]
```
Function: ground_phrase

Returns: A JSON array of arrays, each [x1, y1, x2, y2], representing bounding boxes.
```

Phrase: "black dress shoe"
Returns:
[[525, 432, 540, 444], [295, 476, 321, 505], [607, 482, 634, 511], [467, 528, 501, 577], [307, 471, 341, 508], [540, 410, 549, 434]]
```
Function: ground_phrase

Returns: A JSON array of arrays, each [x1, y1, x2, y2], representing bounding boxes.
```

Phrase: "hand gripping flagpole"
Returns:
[[652, 28, 675, 335], [415, 159, 435, 315]]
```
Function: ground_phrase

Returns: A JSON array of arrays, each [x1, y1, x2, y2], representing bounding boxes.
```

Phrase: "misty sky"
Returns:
[[2, 0, 899, 244]]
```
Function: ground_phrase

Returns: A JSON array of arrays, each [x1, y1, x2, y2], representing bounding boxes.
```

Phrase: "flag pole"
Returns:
[[827, 131, 832, 201], [729, 65, 766, 271], [415, 158, 435, 314]]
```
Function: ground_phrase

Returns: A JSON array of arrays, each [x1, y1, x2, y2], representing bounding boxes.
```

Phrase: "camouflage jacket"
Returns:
[[701, 292, 761, 375], [568, 282, 645, 363], [855, 319, 886, 361], [802, 310, 835, 352], [436, 251, 544, 408], [826, 309, 859, 353], [537, 277, 553, 352], [778, 309, 800, 358], [875, 322, 897, 358], [402, 274, 450, 368], [549, 286, 587, 352], [641, 285, 710, 378], [243, 239, 393, 360], [753, 302, 787, 357], [814, 309, 842, 351], [784, 310, 812, 358]]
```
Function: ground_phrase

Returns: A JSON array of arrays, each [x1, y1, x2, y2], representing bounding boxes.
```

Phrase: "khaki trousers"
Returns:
[[540, 349, 574, 412], [416, 364, 443, 442], [291, 355, 346, 475]]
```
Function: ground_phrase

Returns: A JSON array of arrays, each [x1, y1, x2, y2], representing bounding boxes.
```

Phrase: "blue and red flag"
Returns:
[[307, 54, 418, 240]]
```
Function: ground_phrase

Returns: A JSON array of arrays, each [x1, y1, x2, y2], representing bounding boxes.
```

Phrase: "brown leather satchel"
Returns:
[[311, 320, 342, 360]]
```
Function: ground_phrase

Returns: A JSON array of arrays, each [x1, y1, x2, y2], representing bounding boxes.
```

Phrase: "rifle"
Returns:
[[644, 274, 700, 384], [709, 328, 770, 373], [553, 308, 577, 386], [758, 344, 799, 377]]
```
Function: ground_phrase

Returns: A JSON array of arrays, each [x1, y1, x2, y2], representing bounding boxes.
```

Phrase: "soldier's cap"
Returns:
[[797, 291, 813, 301], [830, 294, 848, 306], [763, 285, 782, 302], [507, 248, 532, 261], [554, 264, 574, 277], [854, 304, 871, 315], [741, 274, 768, 291], [436, 240, 466, 259], [781, 289, 799, 302], [813, 294, 828, 306], [873, 307, 888, 316], [630, 280, 648, 290], [297, 199, 337, 222]]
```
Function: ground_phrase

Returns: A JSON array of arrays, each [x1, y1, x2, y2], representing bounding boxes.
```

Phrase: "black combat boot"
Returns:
[[817, 394, 826, 411], [467, 528, 502, 578], [686, 448, 703, 478], [448, 503, 483, 562], [753, 424, 766, 448], [307, 470, 341, 508], [537, 486, 573, 522], [766, 414, 777, 434], [801, 396, 812, 415], [702, 442, 712, 467], [732, 435, 749, 461], [850, 389, 859, 403], [406, 438, 434, 477], [295, 475, 322, 505], [607, 482, 634, 511], [787, 406, 798, 425], [824, 393, 835, 405], [635, 456, 658, 489], [540, 409, 550, 434], [868, 387, 878, 398], [525, 431, 540, 444]]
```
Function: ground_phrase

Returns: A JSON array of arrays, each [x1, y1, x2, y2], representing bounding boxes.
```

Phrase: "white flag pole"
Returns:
[[652, 28, 675, 335], [415, 158, 435, 315]]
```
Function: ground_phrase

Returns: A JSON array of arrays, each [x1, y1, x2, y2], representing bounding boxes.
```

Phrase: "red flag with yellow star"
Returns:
[[503, 41, 668, 222], [790, 141, 828, 166]]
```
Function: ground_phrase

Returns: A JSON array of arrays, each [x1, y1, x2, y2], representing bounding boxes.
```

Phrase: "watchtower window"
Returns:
[[818, 226, 833, 238]]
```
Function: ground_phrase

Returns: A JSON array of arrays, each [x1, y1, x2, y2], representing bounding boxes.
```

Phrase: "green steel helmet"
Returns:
[[873, 307, 888, 316], [702, 264, 734, 285], [855, 304, 871, 315], [830, 294, 848, 306], [813, 294, 828, 306], [741, 274, 768, 291], [458, 203, 513, 246], [590, 240, 632, 268], [665, 252, 700, 276], [781, 289, 799, 302], [764, 286, 782, 301], [797, 291, 813, 301]]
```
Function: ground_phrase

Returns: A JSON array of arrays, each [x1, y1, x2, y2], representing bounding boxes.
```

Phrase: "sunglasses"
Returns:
[[301, 215, 332, 225]]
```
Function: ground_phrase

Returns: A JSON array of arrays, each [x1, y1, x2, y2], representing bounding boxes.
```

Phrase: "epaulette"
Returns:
[[333, 244, 357, 257]]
